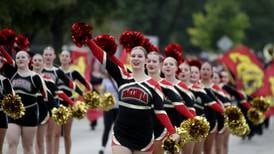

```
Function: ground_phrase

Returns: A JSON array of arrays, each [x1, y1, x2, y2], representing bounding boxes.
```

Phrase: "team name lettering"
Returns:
[[12, 79, 32, 91], [121, 88, 148, 104]]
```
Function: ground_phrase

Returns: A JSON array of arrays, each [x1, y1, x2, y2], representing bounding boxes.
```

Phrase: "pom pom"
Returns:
[[162, 136, 180, 154], [71, 22, 92, 48], [71, 101, 88, 120], [251, 97, 270, 113], [247, 108, 265, 125], [224, 105, 250, 136], [93, 34, 117, 56], [51, 104, 72, 125], [180, 116, 210, 142], [119, 31, 144, 52], [176, 127, 191, 147], [164, 43, 184, 64], [0, 28, 16, 48], [83, 91, 101, 108], [13, 35, 30, 51], [142, 38, 159, 52], [99, 92, 116, 111], [1, 94, 25, 119]]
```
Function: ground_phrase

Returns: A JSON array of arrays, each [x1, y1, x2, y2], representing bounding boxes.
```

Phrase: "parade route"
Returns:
[[3, 117, 273, 154]]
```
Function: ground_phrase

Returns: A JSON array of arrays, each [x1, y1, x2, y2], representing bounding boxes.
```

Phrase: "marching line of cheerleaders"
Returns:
[[0, 23, 272, 154]]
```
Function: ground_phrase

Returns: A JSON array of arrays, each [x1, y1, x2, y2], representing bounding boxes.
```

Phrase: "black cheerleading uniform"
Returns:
[[8, 70, 47, 126], [207, 84, 231, 133], [57, 69, 91, 106], [0, 75, 14, 128], [221, 84, 251, 110], [190, 83, 224, 132], [153, 79, 194, 140], [42, 66, 75, 106], [87, 40, 176, 151], [174, 81, 196, 116]]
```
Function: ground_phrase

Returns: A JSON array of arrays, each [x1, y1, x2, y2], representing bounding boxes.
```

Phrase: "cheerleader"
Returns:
[[212, 71, 231, 154], [200, 62, 229, 154], [187, 60, 224, 154], [162, 56, 196, 154], [2, 50, 47, 154], [55, 50, 91, 154], [83, 38, 180, 154], [32, 54, 74, 154], [0, 54, 14, 154], [42, 47, 75, 154], [146, 51, 194, 154]]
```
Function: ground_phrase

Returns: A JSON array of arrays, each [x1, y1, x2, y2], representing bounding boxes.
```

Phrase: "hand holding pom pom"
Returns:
[[14, 35, 30, 51], [83, 91, 101, 108], [224, 105, 250, 137], [71, 22, 92, 48], [51, 105, 72, 125], [252, 97, 270, 113], [93, 34, 117, 56], [71, 101, 88, 120], [99, 92, 115, 111], [162, 135, 180, 154], [1, 94, 25, 119], [247, 108, 265, 125], [180, 116, 210, 142]]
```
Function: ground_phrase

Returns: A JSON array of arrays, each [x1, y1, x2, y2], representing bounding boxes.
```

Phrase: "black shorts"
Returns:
[[8, 103, 39, 127], [0, 111, 8, 128]]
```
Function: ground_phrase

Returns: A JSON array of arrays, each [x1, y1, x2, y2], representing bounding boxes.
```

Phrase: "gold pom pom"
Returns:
[[176, 127, 191, 147], [162, 136, 180, 154], [247, 108, 265, 125], [180, 116, 210, 142], [224, 105, 250, 137], [51, 105, 72, 125], [252, 97, 270, 113], [83, 91, 101, 108], [1, 94, 25, 119], [99, 93, 115, 111], [71, 101, 88, 120]]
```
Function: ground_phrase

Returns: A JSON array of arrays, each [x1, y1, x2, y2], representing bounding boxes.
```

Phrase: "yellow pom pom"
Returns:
[[83, 91, 101, 108], [247, 108, 265, 125], [252, 97, 270, 113], [162, 136, 180, 154], [51, 105, 72, 125], [176, 127, 191, 147], [99, 93, 115, 111], [1, 94, 25, 119], [224, 105, 250, 137], [71, 101, 88, 120], [180, 116, 210, 142]]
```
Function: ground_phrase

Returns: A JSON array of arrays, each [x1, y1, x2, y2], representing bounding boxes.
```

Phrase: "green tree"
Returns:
[[188, 0, 250, 52], [115, 0, 204, 51], [0, 0, 118, 52]]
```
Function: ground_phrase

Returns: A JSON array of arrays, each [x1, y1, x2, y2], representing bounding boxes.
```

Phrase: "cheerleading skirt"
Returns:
[[0, 110, 8, 128], [8, 103, 39, 127]]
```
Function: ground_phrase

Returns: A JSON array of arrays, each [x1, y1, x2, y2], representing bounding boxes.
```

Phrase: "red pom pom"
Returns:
[[71, 22, 92, 48], [14, 35, 30, 51], [0, 28, 16, 48], [93, 34, 117, 56], [119, 31, 144, 52], [164, 43, 184, 64], [142, 38, 159, 53], [188, 59, 202, 70]]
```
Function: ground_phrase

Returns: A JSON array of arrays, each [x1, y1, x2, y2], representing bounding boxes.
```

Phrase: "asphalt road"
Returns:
[[3, 117, 274, 154]]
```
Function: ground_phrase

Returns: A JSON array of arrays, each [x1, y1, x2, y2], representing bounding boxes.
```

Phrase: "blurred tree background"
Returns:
[[0, 0, 273, 54]]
